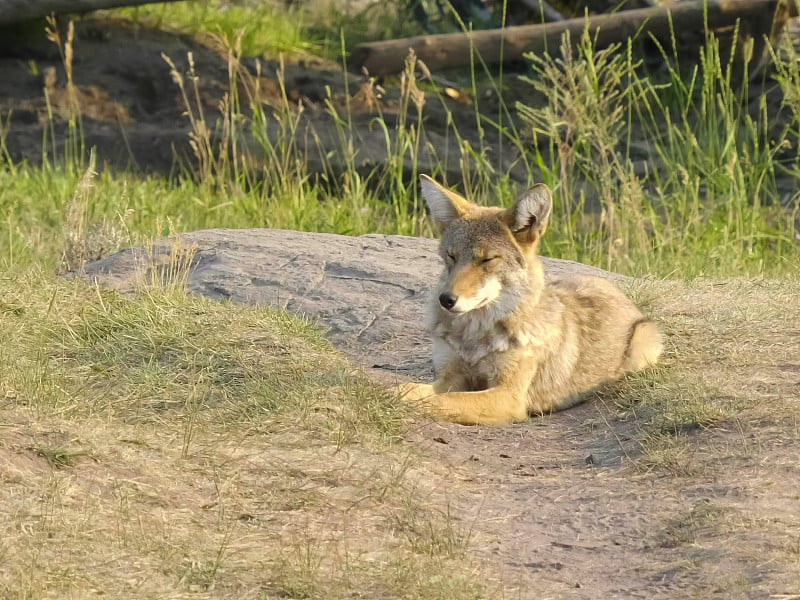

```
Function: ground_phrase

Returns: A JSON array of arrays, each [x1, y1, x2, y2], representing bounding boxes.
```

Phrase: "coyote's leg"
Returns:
[[395, 372, 469, 403], [623, 320, 663, 373], [395, 362, 470, 403], [396, 382, 436, 402], [422, 387, 529, 426]]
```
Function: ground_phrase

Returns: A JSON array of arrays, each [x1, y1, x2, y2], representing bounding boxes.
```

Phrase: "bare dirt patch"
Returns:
[[409, 278, 800, 598]]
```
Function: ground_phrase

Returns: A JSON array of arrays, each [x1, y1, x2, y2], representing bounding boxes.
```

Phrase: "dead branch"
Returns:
[[350, 0, 796, 76]]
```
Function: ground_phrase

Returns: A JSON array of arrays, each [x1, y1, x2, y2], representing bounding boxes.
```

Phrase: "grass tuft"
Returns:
[[519, 29, 799, 277], [0, 267, 486, 598]]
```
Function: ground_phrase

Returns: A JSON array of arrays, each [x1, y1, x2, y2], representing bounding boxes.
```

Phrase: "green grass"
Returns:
[[0, 161, 413, 271], [114, 0, 322, 56], [0, 267, 408, 441], [111, 0, 416, 59], [518, 29, 799, 277], [4, 3, 797, 278]]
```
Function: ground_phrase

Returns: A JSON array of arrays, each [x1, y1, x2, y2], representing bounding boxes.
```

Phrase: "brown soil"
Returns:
[[0, 17, 362, 172], [406, 279, 800, 599], [0, 16, 525, 183], [412, 405, 800, 598]]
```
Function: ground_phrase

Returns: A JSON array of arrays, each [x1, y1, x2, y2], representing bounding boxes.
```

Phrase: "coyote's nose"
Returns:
[[439, 293, 458, 310]]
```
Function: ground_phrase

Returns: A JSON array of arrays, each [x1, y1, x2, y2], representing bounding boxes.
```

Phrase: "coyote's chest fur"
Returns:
[[429, 286, 557, 377], [436, 309, 518, 365], [434, 301, 545, 359]]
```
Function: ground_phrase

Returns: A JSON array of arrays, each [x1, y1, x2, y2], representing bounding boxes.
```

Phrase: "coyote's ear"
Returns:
[[420, 174, 473, 231], [502, 184, 552, 245]]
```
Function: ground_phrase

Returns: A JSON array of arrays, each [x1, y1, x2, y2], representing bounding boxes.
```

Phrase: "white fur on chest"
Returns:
[[427, 289, 559, 372], [437, 311, 513, 365], [430, 300, 535, 369]]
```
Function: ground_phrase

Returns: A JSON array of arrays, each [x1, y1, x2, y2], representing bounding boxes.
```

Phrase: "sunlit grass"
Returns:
[[113, 0, 321, 56], [2, 0, 797, 278]]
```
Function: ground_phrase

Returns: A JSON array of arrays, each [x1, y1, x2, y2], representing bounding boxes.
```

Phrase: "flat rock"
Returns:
[[77, 228, 624, 380]]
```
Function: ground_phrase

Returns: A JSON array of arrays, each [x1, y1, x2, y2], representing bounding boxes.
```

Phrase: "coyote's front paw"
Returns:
[[394, 382, 437, 404], [394, 382, 446, 419]]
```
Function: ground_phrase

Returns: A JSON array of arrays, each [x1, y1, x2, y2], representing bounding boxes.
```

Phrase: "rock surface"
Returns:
[[78, 228, 622, 380]]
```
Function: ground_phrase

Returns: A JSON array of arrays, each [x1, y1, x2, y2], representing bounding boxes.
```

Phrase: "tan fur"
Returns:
[[397, 175, 663, 425]]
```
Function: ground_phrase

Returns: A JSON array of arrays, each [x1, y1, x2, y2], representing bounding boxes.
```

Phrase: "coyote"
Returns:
[[397, 175, 663, 425]]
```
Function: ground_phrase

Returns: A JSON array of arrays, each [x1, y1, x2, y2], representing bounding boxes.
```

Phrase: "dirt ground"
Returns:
[[0, 17, 341, 172], [0, 16, 527, 183], [407, 280, 800, 598], [413, 404, 800, 598]]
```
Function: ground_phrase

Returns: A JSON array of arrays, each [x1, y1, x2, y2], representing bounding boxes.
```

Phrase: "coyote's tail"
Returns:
[[622, 320, 663, 373]]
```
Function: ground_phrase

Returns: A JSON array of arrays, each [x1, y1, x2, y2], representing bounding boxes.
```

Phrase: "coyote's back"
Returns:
[[397, 175, 662, 425]]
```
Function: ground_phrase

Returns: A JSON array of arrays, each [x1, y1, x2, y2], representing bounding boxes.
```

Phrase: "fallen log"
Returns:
[[0, 0, 187, 25], [350, 0, 795, 76]]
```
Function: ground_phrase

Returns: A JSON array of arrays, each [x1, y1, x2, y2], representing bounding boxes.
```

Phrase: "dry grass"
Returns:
[[613, 278, 800, 476], [0, 270, 484, 599], [1, 266, 799, 598], [58, 154, 133, 274]]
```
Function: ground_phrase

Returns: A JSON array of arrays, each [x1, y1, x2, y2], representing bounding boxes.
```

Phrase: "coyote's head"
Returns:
[[421, 175, 552, 316]]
